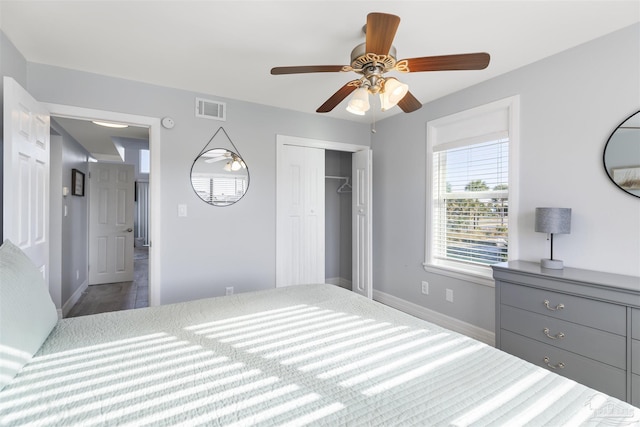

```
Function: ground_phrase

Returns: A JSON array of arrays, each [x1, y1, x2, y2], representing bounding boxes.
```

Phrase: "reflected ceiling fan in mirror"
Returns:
[[271, 12, 490, 115], [202, 148, 246, 171]]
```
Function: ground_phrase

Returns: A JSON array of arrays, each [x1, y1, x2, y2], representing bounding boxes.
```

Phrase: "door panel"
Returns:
[[3, 76, 50, 282], [89, 163, 135, 284], [353, 149, 372, 299], [277, 145, 325, 286]]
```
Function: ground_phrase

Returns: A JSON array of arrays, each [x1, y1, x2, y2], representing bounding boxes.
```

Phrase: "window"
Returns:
[[425, 96, 519, 285], [140, 149, 150, 174], [191, 175, 247, 205]]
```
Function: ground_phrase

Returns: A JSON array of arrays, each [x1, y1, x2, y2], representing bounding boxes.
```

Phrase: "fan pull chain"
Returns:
[[371, 103, 377, 134]]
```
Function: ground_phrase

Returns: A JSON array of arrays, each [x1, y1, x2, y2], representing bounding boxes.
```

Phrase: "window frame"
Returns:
[[424, 96, 520, 287]]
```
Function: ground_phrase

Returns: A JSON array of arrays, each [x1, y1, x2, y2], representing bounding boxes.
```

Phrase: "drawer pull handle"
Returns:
[[544, 356, 565, 370], [543, 300, 565, 311], [543, 328, 565, 340]]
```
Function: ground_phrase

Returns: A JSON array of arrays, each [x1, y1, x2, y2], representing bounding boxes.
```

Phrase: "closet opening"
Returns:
[[325, 150, 353, 290]]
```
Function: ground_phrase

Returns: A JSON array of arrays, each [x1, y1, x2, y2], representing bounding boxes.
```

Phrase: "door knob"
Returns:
[[126, 228, 133, 232]]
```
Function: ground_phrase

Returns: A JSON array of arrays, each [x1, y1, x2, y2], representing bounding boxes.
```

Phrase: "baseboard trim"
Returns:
[[325, 277, 352, 290], [62, 279, 88, 317], [373, 289, 495, 346]]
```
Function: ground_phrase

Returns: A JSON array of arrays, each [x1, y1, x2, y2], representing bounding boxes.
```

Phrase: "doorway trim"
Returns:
[[44, 103, 162, 306]]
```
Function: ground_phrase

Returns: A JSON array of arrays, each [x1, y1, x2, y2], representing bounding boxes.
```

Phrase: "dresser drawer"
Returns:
[[633, 308, 640, 340], [500, 330, 626, 400], [500, 304, 626, 369], [633, 339, 640, 375], [633, 374, 640, 408], [500, 282, 626, 335]]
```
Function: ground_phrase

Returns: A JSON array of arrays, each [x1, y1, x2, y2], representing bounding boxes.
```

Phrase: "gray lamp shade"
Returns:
[[535, 208, 571, 234]]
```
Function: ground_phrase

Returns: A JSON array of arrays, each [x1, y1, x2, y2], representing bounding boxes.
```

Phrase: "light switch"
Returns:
[[178, 204, 187, 217], [64, 205, 68, 217]]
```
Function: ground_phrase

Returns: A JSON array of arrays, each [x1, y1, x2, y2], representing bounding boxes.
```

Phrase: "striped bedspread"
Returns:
[[1, 284, 637, 426]]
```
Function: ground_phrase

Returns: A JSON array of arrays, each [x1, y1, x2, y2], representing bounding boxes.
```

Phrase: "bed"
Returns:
[[1, 240, 638, 426]]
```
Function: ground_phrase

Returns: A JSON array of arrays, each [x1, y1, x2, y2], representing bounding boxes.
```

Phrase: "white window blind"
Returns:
[[432, 137, 509, 266], [191, 176, 247, 204], [425, 95, 519, 283]]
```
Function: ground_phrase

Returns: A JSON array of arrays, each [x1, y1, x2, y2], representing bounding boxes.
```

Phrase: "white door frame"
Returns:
[[276, 134, 372, 295], [44, 103, 162, 306]]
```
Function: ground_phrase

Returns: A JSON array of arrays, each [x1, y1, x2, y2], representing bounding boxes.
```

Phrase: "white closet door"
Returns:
[[352, 149, 372, 299], [3, 77, 51, 283], [276, 144, 325, 286]]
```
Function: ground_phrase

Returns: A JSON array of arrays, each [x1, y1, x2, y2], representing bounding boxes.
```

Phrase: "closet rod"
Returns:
[[325, 175, 349, 180]]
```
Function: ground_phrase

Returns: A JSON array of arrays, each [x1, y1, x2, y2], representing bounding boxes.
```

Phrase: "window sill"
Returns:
[[422, 262, 496, 288]]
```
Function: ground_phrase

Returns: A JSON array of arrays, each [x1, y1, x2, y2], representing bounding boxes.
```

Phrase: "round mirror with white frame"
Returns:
[[603, 110, 640, 198], [190, 148, 249, 206]]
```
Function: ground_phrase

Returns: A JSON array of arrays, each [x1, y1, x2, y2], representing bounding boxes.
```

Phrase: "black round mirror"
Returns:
[[190, 148, 249, 206], [603, 111, 640, 198]]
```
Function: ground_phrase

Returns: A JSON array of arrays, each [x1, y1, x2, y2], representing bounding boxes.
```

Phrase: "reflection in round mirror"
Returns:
[[603, 111, 640, 198], [190, 148, 249, 206]]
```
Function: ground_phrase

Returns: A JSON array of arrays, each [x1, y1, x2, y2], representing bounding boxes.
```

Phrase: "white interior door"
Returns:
[[276, 144, 325, 286], [88, 163, 135, 284], [352, 149, 372, 299], [3, 76, 50, 283]]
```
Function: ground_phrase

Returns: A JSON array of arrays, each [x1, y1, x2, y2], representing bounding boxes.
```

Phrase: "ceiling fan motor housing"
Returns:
[[347, 42, 402, 93]]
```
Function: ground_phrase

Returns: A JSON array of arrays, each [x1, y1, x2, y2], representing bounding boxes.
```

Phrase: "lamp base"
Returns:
[[541, 258, 564, 269]]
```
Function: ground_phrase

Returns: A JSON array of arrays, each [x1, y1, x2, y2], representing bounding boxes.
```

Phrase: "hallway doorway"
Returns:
[[45, 102, 161, 311]]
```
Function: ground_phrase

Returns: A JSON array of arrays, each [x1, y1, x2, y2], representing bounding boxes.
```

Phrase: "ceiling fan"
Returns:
[[271, 12, 490, 115], [202, 149, 246, 171]]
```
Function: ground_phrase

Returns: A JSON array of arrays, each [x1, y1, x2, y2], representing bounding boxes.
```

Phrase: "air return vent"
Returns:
[[195, 97, 226, 121]]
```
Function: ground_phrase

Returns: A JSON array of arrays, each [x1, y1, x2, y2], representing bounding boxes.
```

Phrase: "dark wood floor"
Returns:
[[66, 246, 149, 318]]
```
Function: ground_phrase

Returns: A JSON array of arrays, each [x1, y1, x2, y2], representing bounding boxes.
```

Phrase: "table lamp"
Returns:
[[535, 207, 571, 269]]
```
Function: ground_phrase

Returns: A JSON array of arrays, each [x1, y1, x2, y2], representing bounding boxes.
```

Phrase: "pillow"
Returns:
[[0, 240, 58, 391]]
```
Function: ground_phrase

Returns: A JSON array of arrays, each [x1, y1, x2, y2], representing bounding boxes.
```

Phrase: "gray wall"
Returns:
[[372, 23, 640, 332], [50, 119, 90, 307], [25, 62, 370, 304]]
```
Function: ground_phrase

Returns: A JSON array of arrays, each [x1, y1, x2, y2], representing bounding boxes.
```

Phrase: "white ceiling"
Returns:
[[1, 0, 639, 128]]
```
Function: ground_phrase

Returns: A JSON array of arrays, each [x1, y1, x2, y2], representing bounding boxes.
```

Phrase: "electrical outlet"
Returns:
[[225, 286, 234, 296], [446, 288, 454, 303], [421, 281, 429, 295]]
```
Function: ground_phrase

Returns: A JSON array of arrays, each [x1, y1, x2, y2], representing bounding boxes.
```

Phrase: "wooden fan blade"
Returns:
[[404, 53, 490, 72], [366, 12, 400, 55], [317, 81, 359, 113], [397, 91, 422, 113], [271, 65, 345, 75]]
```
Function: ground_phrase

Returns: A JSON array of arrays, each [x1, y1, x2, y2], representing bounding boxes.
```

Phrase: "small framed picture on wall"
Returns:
[[71, 169, 85, 196]]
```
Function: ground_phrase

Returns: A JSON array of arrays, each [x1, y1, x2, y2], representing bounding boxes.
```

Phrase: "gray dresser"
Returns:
[[492, 261, 640, 405]]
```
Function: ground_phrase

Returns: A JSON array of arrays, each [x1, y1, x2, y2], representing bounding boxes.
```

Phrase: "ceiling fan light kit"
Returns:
[[380, 77, 409, 112], [271, 12, 490, 117], [346, 87, 370, 115]]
